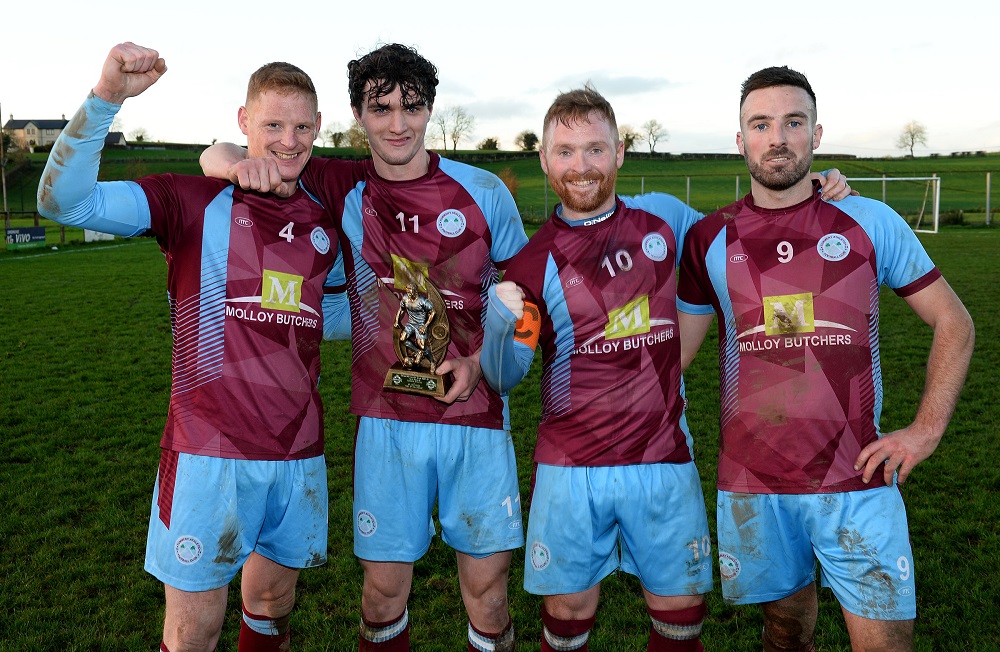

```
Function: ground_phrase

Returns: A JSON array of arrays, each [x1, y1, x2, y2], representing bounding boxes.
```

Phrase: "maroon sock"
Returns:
[[359, 608, 410, 651], [238, 603, 291, 652], [647, 602, 706, 651], [468, 615, 514, 652], [540, 604, 595, 651]]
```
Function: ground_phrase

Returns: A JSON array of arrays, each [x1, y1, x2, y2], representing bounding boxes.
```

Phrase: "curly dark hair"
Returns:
[[348, 43, 439, 112], [740, 66, 815, 111]]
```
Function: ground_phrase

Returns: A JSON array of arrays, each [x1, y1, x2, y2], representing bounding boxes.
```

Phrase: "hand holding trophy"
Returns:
[[384, 281, 451, 397]]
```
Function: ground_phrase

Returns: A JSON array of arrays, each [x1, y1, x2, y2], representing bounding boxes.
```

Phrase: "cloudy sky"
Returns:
[[5, 0, 997, 158]]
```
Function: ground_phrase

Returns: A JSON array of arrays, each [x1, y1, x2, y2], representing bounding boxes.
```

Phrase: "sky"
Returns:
[[4, 0, 998, 159]]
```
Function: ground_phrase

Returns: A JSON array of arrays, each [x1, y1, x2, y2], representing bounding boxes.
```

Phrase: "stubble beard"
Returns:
[[746, 148, 813, 191]]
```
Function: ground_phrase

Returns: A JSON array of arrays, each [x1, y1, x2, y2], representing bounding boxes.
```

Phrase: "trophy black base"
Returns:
[[383, 364, 446, 398]]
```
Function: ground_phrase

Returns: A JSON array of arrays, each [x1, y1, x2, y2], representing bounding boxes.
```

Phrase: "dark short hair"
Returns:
[[246, 62, 317, 112], [740, 66, 816, 111], [348, 43, 439, 112], [542, 83, 618, 145]]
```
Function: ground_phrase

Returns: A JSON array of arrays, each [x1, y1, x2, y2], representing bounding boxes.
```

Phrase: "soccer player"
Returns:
[[477, 85, 853, 651], [37, 42, 348, 651], [676, 66, 974, 651], [479, 85, 711, 651], [201, 44, 527, 651]]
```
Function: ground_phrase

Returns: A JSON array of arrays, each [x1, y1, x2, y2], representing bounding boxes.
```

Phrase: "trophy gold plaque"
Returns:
[[383, 280, 451, 397]]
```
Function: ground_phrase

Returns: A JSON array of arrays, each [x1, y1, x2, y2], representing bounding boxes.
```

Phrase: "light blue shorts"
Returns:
[[144, 451, 328, 592], [524, 463, 713, 597], [717, 487, 916, 620], [353, 417, 524, 561]]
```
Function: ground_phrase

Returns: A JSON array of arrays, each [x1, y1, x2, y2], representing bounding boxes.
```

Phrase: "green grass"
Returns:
[[1, 228, 997, 650]]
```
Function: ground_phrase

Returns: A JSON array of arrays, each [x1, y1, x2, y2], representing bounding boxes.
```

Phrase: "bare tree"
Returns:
[[896, 121, 928, 157], [431, 106, 477, 153], [641, 119, 668, 154], [618, 124, 640, 152], [447, 107, 475, 153], [128, 127, 149, 143], [514, 130, 538, 151], [431, 111, 449, 150]]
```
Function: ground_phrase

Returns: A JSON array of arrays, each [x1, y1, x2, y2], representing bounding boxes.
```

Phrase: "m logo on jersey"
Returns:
[[763, 293, 814, 335], [605, 296, 651, 339], [261, 270, 303, 313]]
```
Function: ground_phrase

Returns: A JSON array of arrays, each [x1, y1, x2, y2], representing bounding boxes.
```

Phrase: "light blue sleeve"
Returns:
[[834, 196, 937, 289], [481, 284, 535, 394], [322, 243, 352, 340], [621, 192, 703, 259], [36, 94, 151, 237], [438, 158, 528, 264]]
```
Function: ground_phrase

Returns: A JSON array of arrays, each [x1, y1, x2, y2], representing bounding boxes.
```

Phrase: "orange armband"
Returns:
[[513, 302, 541, 350]]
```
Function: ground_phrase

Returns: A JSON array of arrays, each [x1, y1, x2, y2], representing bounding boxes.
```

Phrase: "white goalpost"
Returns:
[[846, 175, 941, 234]]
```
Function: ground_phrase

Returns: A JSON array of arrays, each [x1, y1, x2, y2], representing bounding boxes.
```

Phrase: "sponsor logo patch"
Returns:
[[261, 270, 304, 312], [763, 292, 815, 336]]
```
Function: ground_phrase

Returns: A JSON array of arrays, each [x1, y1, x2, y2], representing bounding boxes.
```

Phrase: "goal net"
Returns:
[[845, 175, 941, 234]]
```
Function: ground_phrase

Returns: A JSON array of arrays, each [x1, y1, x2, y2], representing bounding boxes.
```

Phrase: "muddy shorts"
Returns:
[[716, 486, 916, 619], [352, 416, 524, 561], [144, 451, 328, 591], [524, 462, 713, 597]]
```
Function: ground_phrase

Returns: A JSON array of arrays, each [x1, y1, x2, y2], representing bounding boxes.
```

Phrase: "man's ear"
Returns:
[[238, 106, 250, 136]]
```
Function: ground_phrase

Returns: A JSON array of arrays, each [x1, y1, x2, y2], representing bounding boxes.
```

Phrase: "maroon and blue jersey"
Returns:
[[677, 187, 940, 493], [302, 153, 527, 429], [482, 194, 703, 466], [37, 95, 345, 462], [136, 175, 341, 460]]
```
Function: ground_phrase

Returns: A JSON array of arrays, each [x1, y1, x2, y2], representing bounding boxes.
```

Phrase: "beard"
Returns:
[[550, 169, 617, 215], [745, 147, 813, 191]]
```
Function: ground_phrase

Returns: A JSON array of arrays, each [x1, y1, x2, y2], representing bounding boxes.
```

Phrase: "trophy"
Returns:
[[383, 280, 452, 397]]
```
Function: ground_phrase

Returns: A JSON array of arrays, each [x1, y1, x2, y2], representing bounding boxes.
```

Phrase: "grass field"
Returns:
[[1, 223, 997, 649]]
